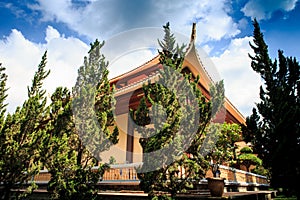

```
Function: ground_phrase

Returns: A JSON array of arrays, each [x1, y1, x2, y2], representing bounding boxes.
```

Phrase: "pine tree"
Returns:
[[72, 40, 119, 160], [45, 40, 119, 199], [0, 64, 9, 198], [0, 52, 51, 199], [134, 23, 225, 199], [0, 64, 8, 131], [242, 108, 266, 160], [245, 19, 300, 198], [43, 87, 78, 199]]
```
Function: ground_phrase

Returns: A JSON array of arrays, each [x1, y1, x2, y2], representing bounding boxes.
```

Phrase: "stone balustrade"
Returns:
[[32, 162, 269, 192]]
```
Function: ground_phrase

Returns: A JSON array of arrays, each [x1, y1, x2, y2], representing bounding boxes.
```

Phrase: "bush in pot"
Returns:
[[204, 123, 241, 196]]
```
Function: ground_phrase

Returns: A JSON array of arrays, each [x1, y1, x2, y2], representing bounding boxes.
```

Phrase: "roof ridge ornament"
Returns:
[[190, 22, 196, 42]]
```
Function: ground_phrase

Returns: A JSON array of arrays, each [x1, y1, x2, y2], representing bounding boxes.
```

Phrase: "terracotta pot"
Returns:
[[207, 177, 225, 197]]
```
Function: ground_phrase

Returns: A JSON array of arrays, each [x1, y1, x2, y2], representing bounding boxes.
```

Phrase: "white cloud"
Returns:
[[202, 44, 213, 55], [45, 25, 61, 42], [0, 26, 160, 114], [0, 26, 262, 118], [241, 0, 298, 20], [28, 0, 240, 44], [108, 49, 156, 79], [149, 0, 240, 42], [238, 18, 249, 30], [0, 27, 89, 113], [211, 36, 262, 117], [0, 29, 43, 113], [28, 0, 127, 40]]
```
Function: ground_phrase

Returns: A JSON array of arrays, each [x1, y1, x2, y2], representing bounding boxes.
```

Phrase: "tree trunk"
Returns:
[[77, 144, 83, 166]]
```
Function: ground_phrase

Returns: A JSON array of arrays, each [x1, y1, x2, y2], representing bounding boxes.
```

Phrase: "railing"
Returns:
[[32, 163, 268, 187], [220, 165, 268, 185], [205, 165, 269, 188], [33, 169, 51, 183], [102, 163, 141, 181], [32, 163, 142, 183]]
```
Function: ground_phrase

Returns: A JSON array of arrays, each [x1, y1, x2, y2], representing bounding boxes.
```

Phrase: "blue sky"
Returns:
[[0, 0, 299, 117]]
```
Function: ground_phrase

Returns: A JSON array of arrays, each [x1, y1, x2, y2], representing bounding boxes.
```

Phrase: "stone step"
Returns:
[[177, 189, 211, 198]]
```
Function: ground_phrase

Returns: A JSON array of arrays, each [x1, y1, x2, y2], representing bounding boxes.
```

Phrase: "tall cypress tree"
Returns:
[[0, 52, 51, 199], [44, 40, 119, 199], [134, 23, 224, 199], [0, 64, 8, 131], [72, 39, 119, 165], [43, 87, 79, 199], [0, 64, 9, 194], [245, 19, 300, 197]]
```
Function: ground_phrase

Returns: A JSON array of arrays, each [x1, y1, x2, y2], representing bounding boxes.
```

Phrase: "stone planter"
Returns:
[[207, 177, 225, 197]]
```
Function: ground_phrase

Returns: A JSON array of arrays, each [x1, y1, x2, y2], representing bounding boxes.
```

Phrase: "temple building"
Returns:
[[33, 24, 269, 193], [101, 23, 246, 164]]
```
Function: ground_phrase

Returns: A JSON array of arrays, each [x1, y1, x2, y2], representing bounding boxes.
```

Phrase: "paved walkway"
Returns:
[[97, 190, 276, 199], [7, 189, 277, 199]]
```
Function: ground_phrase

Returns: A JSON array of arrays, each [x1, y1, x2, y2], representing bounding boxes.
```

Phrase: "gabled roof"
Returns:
[[109, 23, 246, 124]]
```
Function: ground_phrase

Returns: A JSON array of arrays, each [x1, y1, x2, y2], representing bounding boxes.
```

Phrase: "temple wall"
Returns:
[[132, 130, 143, 163], [101, 113, 128, 164]]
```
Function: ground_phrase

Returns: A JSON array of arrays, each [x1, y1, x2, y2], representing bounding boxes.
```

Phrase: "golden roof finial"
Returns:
[[191, 22, 196, 42]]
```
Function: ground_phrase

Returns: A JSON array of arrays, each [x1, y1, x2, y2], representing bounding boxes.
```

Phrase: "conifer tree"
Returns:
[[0, 64, 8, 131], [43, 87, 78, 199], [72, 39, 119, 164], [0, 64, 8, 191], [45, 40, 119, 199], [134, 23, 224, 199], [0, 52, 50, 199], [244, 19, 300, 198]]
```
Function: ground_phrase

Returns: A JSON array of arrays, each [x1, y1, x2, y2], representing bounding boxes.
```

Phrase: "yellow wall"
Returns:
[[100, 113, 128, 164], [132, 129, 143, 163]]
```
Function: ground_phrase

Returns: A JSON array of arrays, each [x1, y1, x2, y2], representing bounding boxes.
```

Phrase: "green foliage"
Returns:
[[0, 64, 8, 131], [0, 39, 118, 198], [237, 147, 262, 172], [43, 87, 87, 199], [244, 19, 300, 196], [251, 165, 269, 177], [109, 156, 116, 165], [0, 52, 50, 199], [45, 40, 119, 199], [242, 108, 265, 158], [204, 123, 241, 177], [134, 22, 225, 199], [72, 39, 119, 159], [239, 146, 252, 154]]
